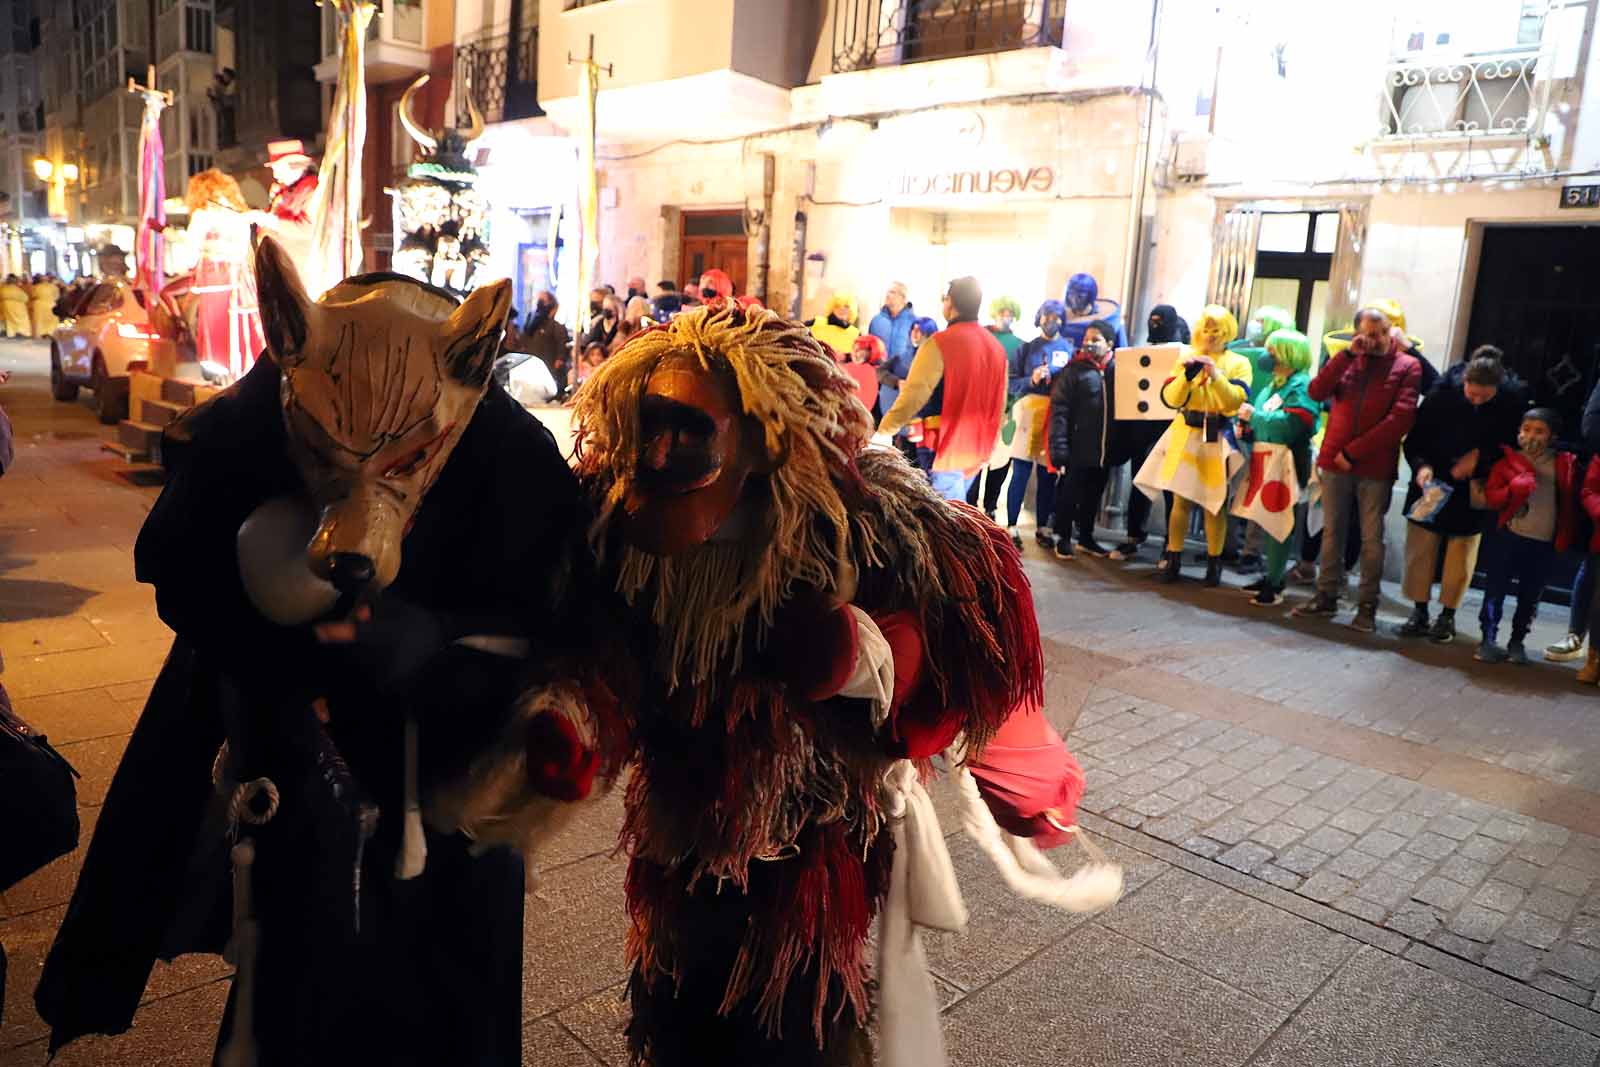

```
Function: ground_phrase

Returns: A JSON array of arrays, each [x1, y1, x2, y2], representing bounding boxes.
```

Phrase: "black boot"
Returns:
[[1202, 556, 1224, 588], [1161, 550, 1183, 583], [1397, 603, 1431, 638]]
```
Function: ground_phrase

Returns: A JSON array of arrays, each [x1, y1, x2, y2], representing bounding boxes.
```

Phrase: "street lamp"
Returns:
[[33, 159, 79, 183]]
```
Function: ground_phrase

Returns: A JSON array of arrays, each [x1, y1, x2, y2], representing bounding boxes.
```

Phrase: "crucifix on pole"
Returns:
[[567, 34, 611, 377], [127, 65, 173, 295]]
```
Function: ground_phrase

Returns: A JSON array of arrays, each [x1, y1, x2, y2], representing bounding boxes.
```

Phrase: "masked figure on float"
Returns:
[[572, 302, 1119, 1066], [36, 236, 612, 1067], [184, 168, 267, 381], [1061, 272, 1127, 352]]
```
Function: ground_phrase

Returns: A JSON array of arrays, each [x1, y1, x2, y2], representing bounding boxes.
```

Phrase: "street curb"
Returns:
[[1080, 810, 1600, 1039]]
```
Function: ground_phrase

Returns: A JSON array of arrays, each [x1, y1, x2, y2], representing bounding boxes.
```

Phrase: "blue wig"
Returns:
[[1064, 273, 1099, 315], [1034, 299, 1066, 327], [913, 316, 940, 338]]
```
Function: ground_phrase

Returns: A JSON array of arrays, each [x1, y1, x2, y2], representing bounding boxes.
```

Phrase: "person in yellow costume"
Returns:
[[809, 291, 860, 360], [1, 276, 31, 338], [30, 275, 61, 337], [1135, 304, 1254, 586]]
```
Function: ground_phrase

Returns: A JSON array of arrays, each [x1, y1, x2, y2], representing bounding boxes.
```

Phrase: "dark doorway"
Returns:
[[1464, 223, 1600, 603], [678, 210, 748, 296]]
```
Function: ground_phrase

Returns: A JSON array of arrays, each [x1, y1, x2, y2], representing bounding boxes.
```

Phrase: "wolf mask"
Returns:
[[253, 234, 512, 595]]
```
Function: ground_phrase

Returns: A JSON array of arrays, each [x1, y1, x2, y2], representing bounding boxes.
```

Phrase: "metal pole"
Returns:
[[1119, 0, 1163, 331]]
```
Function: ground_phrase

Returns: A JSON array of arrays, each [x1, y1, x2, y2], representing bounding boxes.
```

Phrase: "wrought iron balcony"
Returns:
[[1377, 48, 1549, 141], [455, 25, 541, 126], [831, 0, 1065, 75]]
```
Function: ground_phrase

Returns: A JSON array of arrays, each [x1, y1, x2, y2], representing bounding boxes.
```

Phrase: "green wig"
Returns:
[[1249, 305, 1295, 344], [990, 295, 1022, 321], [1265, 328, 1312, 374]]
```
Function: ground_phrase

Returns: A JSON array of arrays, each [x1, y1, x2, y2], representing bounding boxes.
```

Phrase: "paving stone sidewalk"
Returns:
[[1072, 685, 1600, 1011]]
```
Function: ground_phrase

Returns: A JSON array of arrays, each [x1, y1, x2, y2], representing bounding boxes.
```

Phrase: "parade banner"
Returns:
[[306, 0, 376, 298], [133, 93, 165, 297], [1231, 442, 1299, 542], [1133, 422, 1242, 517]]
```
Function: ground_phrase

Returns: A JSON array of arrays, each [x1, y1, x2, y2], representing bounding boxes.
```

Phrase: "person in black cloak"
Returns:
[[35, 236, 609, 1066]]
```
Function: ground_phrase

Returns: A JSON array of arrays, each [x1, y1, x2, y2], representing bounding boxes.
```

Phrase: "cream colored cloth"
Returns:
[[877, 760, 966, 1067]]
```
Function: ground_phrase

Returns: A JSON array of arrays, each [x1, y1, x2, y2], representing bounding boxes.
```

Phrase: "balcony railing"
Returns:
[[831, 0, 1065, 75], [455, 25, 540, 127], [1377, 48, 1549, 141]]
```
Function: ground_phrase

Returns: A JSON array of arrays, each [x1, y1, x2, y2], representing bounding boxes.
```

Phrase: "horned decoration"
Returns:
[[390, 73, 490, 297]]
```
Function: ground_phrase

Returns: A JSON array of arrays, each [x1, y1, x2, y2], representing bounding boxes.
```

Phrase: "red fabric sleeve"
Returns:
[[874, 611, 966, 759], [1286, 406, 1316, 431], [1584, 456, 1600, 523], [966, 703, 1084, 850]]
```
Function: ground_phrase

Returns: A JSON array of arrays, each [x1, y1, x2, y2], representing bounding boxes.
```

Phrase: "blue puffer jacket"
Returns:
[[869, 303, 918, 413]]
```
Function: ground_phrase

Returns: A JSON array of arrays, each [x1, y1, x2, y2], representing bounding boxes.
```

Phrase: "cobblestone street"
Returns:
[[2, 336, 1599, 1065]]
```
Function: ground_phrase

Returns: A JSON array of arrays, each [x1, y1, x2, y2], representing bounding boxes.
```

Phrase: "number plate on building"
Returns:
[[1560, 184, 1600, 208]]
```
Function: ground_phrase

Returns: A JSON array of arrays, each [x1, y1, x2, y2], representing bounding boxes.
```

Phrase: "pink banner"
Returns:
[[134, 95, 165, 294]]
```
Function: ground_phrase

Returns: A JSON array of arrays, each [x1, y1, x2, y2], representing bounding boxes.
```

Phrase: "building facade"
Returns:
[[0, 0, 42, 275]]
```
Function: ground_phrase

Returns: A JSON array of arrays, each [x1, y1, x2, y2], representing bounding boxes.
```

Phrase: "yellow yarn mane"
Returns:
[[572, 303, 875, 688]]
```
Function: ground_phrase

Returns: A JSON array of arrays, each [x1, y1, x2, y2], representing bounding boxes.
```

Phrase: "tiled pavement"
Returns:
[[4, 336, 1600, 1064]]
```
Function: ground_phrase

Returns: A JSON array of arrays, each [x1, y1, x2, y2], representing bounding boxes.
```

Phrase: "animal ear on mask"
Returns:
[[441, 278, 512, 387], [253, 232, 312, 367]]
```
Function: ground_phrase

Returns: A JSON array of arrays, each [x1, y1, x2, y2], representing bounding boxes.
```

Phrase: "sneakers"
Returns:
[[1006, 525, 1023, 549], [1053, 541, 1075, 561], [1291, 593, 1339, 618], [1349, 604, 1378, 633], [1110, 540, 1142, 561], [1250, 584, 1283, 607], [1076, 538, 1111, 558], [1475, 640, 1509, 664], [1397, 604, 1431, 638], [1243, 577, 1268, 594], [1507, 639, 1530, 666], [1545, 633, 1586, 662], [1427, 610, 1457, 644], [1202, 556, 1224, 588], [1287, 562, 1317, 586], [1035, 528, 1057, 548]]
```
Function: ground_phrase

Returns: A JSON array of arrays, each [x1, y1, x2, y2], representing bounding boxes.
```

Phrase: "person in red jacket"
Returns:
[[1292, 306, 1423, 632], [1579, 449, 1600, 683], [1477, 409, 1577, 664]]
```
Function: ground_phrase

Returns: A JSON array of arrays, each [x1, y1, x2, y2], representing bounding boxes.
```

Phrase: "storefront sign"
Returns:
[[1560, 184, 1600, 209], [887, 165, 1057, 200]]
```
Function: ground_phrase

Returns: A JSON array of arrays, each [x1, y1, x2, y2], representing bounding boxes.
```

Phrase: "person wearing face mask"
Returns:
[[1291, 307, 1422, 631], [698, 269, 735, 304], [1396, 349, 1526, 643], [522, 291, 573, 394], [1134, 305, 1254, 587], [1234, 330, 1319, 607], [626, 275, 649, 303], [809, 292, 861, 359], [1478, 409, 1578, 664], [584, 293, 624, 351], [1048, 321, 1118, 558], [1108, 305, 1189, 562], [1002, 300, 1073, 547]]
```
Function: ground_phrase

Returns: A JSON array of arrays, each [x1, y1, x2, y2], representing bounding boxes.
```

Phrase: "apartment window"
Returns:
[[385, 0, 423, 46], [1390, 0, 1545, 58], [186, 6, 213, 53]]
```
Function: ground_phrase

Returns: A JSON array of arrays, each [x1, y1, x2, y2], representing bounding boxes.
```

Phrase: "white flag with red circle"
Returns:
[[1231, 442, 1299, 542]]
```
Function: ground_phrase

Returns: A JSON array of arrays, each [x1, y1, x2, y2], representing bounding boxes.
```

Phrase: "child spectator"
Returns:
[[1477, 409, 1577, 664], [1048, 320, 1115, 559]]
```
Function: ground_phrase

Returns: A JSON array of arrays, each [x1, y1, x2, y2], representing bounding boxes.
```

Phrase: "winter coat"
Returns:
[[1308, 338, 1422, 480], [1486, 445, 1578, 550], [1047, 353, 1111, 470], [869, 303, 918, 414], [1400, 369, 1526, 536], [1580, 455, 1600, 552], [1241, 370, 1318, 485], [809, 317, 859, 359]]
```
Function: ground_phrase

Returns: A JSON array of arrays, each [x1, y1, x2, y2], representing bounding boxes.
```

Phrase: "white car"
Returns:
[[49, 280, 176, 424]]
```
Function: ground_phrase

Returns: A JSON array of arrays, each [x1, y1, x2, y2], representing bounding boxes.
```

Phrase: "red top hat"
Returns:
[[267, 140, 312, 167]]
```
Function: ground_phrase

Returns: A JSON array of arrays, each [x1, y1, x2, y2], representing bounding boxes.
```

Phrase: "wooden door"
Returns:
[[679, 210, 748, 296]]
